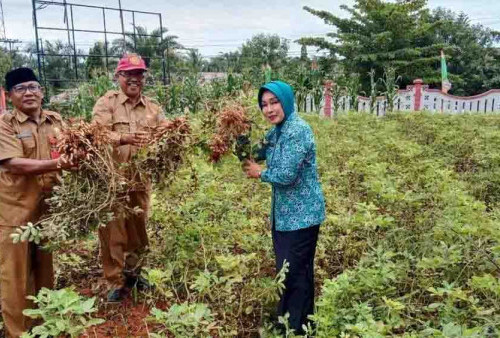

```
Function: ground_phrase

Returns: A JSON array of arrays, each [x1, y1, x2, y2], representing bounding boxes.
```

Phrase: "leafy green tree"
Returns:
[[429, 8, 500, 95], [204, 54, 227, 72], [185, 49, 204, 73], [240, 34, 289, 70], [298, 0, 447, 92], [204, 52, 242, 73], [111, 26, 181, 59], [224, 51, 242, 73], [5, 48, 31, 70], [0, 49, 13, 87], [300, 44, 308, 61], [85, 42, 107, 78], [25, 40, 83, 92], [240, 34, 289, 84]]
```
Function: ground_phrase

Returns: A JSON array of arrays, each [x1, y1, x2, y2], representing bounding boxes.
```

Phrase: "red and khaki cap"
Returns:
[[115, 53, 147, 73]]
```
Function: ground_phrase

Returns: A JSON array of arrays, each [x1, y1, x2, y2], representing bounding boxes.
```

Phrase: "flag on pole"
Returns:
[[441, 50, 452, 94]]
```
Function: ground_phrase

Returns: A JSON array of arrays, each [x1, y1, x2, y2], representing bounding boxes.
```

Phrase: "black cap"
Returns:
[[5, 68, 39, 91]]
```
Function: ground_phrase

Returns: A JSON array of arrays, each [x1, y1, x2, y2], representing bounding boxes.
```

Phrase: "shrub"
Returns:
[[21, 287, 104, 338]]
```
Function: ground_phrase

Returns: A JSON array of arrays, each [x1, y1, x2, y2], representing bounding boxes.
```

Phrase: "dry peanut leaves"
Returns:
[[133, 116, 193, 189], [208, 103, 251, 162]]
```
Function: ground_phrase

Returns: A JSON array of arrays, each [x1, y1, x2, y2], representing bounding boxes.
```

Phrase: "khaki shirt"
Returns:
[[0, 109, 63, 227], [92, 90, 166, 163]]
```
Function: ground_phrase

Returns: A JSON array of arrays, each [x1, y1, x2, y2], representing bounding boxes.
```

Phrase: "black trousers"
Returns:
[[272, 225, 320, 333]]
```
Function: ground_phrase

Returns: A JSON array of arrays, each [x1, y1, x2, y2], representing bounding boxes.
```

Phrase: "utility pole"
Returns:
[[166, 39, 171, 84], [0, 0, 7, 113], [118, 0, 126, 53], [0, 39, 22, 53], [0, 1, 29, 55], [0, 2, 23, 54], [0, 0, 6, 40]]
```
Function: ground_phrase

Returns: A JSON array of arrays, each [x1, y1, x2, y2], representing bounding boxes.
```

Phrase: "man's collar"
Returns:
[[118, 90, 146, 106], [13, 108, 52, 124], [118, 91, 129, 104], [13, 108, 30, 123]]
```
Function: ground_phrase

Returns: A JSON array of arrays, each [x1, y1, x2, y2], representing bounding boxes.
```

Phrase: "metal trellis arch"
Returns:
[[31, 0, 168, 86]]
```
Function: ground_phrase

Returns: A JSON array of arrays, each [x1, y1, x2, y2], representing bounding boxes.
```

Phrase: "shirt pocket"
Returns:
[[21, 136, 36, 158], [112, 119, 130, 133], [137, 116, 158, 132]]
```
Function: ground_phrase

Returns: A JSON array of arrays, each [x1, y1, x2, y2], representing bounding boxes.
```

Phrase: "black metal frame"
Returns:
[[32, 0, 168, 85]]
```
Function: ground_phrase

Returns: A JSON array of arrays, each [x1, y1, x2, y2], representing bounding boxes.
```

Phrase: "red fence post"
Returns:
[[413, 79, 423, 111], [0, 87, 6, 114], [323, 81, 333, 117]]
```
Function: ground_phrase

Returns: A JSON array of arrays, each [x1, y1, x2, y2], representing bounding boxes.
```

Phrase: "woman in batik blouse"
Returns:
[[243, 80, 325, 334]]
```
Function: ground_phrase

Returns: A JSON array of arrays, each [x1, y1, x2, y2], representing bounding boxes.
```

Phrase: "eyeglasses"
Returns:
[[12, 84, 43, 94], [117, 71, 145, 79]]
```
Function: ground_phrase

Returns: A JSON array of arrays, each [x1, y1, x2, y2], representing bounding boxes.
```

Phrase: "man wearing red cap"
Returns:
[[92, 53, 167, 302]]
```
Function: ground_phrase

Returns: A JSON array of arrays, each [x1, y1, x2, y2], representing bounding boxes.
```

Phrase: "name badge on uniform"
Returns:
[[16, 131, 33, 139], [48, 136, 60, 159]]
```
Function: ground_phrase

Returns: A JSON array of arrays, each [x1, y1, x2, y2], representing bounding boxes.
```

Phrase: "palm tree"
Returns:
[[112, 26, 181, 58], [111, 26, 183, 81], [185, 49, 203, 72]]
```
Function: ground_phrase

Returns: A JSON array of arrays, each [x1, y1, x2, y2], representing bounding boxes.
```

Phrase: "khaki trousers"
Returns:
[[0, 226, 54, 338], [99, 190, 150, 288]]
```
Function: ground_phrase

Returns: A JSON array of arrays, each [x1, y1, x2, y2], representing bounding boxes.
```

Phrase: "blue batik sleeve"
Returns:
[[261, 126, 312, 186]]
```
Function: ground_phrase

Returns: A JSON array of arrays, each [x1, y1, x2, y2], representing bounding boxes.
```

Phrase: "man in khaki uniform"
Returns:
[[0, 68, 74, 337], [92, 53, 167, 302]]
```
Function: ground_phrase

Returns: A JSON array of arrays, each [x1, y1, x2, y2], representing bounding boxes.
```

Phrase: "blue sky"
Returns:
[[3, 0, 500, 58]]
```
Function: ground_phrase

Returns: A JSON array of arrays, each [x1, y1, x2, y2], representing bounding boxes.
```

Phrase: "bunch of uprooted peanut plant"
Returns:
[[133, 116, 192, 189], [12, 118, 193, 249], [11, 99, 256, 247], [10, 122, 133, 249], [208, 102, 252, 162]]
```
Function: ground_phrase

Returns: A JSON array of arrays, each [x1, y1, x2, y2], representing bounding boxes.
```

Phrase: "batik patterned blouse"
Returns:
[[261, 112, 325, 231]]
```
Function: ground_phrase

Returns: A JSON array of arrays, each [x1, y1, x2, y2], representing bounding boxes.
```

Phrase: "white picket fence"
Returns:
[[316, 79, 500, 116]]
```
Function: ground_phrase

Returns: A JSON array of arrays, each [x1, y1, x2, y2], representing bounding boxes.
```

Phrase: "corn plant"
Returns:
[[206, 78, 226, 100], [381, 66, 401, 113], [226, 72, 242, 96], [166, 81, 188, 114], [309, 66, 324, 112], [291, 65, 311, 112], [328, 82, 344, 116], [183, 73, 204, 114], [345, 73, 361, 112], [368, 68, 379, 115]]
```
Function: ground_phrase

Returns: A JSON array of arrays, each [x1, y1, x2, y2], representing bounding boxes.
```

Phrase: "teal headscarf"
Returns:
[[258, 81, 295, 134]]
